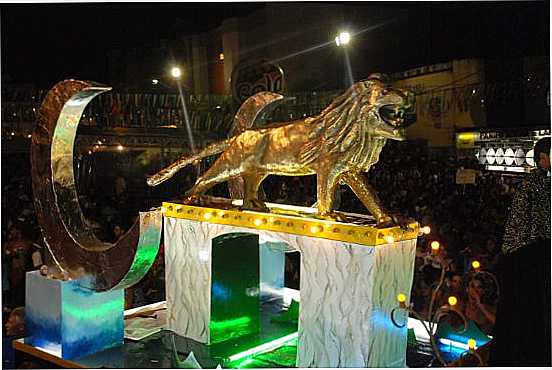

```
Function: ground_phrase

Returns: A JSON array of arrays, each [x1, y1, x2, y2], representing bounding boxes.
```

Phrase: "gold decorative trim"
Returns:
[[162, 202, 419, 246]]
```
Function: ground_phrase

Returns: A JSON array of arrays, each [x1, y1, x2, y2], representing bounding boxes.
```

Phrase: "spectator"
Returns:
[[435, 271, 467, 312], [3, 307, 25, 369], [3, 222, 33, 307], [464, 274, 497, 335], [490, 137, 551, 366]]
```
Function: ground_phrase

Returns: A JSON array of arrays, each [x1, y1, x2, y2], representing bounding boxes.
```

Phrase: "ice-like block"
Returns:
[[25, 271, 124, 359], [259, 238, 286, 302]]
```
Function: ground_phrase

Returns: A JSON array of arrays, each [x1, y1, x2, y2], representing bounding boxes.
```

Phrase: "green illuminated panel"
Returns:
[[210, 233, 260, 344], [225, 334, 298, 368]]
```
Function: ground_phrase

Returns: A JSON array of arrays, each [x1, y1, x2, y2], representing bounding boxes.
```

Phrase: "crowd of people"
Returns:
[[1, 139, 523, 365]]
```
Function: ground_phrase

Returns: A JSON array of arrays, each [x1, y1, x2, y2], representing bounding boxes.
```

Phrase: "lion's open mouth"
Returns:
[[379, 105, 405, 127]]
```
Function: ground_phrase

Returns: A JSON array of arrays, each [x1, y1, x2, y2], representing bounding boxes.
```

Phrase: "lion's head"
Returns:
[[299, 75, 416, 165], [322, 74, 416, 140]]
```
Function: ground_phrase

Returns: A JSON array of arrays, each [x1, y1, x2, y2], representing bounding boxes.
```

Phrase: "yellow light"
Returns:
[[204, 212, 213, 220], [448, 296, 458, 306], [472, 260, 481, 269], [310, 225, 323, 233], [467, 338, 476, 350], [422, 226, 431, 234], [171, 66, 182, 79], [117, 145, 124, 151], [254, 218, 264, 226], [397, 293, 406, 303], [219, 53, 224, 61], [431, 241, 440, 251], [457, 132, 476, 141]]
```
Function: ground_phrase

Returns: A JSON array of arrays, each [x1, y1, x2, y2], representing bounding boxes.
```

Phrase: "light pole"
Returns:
[[335, 31, 353, 87], [170, 65, 200, 178]]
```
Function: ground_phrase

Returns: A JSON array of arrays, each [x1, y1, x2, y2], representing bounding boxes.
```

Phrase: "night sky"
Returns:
[[1, 2, 549, 89]]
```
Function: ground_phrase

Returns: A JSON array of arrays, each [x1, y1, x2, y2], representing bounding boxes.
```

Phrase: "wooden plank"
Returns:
[[12, 339, 86, 369]]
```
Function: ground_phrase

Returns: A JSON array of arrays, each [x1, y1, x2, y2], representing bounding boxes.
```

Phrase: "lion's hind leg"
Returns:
[[242, 173, 268, 211]]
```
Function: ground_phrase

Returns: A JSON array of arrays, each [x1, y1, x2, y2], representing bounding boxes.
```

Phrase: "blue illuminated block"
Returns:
[[25, 271, 124, 359], [259, 239, 285, 302]]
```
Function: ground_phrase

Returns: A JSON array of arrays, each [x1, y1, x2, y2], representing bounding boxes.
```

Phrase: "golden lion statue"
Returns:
[[147, 75, 415, 227]]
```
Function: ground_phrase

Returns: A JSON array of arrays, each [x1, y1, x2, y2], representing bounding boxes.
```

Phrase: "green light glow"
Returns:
[[210, 315, 256, 344], [63, 296, 123, 320], [210, 316, 252, 331], [112, 212, 162, 290], [227, 332, 298, 363], [234, 358, 255, 368]]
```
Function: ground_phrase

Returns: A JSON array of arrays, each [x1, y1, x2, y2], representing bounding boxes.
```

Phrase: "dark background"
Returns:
[[2, 2, 549, 89]]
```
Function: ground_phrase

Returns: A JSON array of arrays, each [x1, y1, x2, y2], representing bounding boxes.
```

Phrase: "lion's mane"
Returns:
[[298, 79, 379, 165]]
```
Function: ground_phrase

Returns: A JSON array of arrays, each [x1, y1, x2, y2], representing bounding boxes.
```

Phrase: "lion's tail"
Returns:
[[146, 139, 231, 187]]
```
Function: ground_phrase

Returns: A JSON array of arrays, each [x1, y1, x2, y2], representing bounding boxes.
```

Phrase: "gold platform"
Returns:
[[162, 201, 419, 246]]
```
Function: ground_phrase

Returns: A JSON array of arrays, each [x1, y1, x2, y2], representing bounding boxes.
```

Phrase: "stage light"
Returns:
[[431, 241, 440, 251], [152, 79, 159, 85], [254, 218, 264, 226], [27, 134, 32, 139], [448, 296, 457, 306], [117, 145, 124, 151], [421, 226, 431, 234], [171, 67, 182, 79], [88, 150, 92, 155], [10, 132, 15, 136], [471, 260, 480, 269], [219, 53, 224, 61], [335, 31, 351, 46]]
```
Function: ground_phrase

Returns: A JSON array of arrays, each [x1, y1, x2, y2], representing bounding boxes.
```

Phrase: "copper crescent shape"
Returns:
[[31, 80, 161, 291]]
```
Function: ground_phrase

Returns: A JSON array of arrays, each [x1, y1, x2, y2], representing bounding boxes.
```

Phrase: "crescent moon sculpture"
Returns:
[[31, 80, 162, 291]]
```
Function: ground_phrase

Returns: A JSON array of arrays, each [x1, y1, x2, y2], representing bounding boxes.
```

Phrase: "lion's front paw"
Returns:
[[182, 194, 202, 205], [376, 215, 395, 228], [317, 211, 348, 222], [376, 214, 414, 229]]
